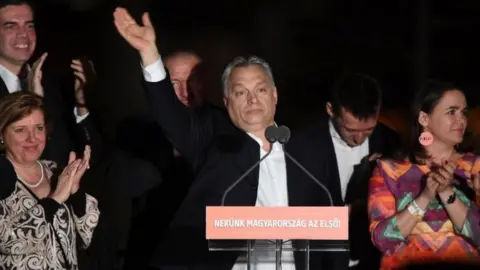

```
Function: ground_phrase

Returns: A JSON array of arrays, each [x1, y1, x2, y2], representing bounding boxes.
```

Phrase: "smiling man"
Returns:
[[0, 0, 35, 87], [0, 0, 102, 170]]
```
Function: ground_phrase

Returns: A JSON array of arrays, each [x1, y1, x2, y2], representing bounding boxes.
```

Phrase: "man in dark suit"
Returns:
[[114, 8, 339, 270], [0, 0, 101, 169], [310, 73, 401, 270]]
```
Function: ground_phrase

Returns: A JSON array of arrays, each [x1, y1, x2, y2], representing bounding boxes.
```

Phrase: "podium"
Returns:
[[206, 206, 349, 270]]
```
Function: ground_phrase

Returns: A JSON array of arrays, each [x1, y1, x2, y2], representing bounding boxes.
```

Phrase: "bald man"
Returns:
[[164, 51, 204, 107]]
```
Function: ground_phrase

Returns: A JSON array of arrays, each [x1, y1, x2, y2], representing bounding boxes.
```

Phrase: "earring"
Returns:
[[419, 131, 433, 146]]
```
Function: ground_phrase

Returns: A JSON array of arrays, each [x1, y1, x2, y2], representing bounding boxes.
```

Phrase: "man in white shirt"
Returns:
[[315, 73, 401, 270], [0, 0, 102, 167], [114, 8, 332, 270]]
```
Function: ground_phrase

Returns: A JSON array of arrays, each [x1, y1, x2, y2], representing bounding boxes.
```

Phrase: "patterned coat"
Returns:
[[0, 157, 100, 270], [368, 153, 480, 269]]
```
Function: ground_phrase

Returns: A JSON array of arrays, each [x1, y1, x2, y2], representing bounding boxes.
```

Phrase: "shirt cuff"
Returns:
[[74, 107, 89, 123], [141, 58, 167, 82]]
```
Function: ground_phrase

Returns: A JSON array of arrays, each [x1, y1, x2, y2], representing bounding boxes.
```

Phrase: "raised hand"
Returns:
[[113, 7, 158, 65], [70, 145, 91, 194], [71, 59, 96, 108], [51, 152, 80, 204], [27, 52, 48, 97]]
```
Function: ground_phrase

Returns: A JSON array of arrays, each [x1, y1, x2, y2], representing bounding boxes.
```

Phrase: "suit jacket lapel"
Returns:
[[368, 126, 381, 154], [229, 132, 260, 204], [0, 77, 9, 99], [321, 119, 343, 205]]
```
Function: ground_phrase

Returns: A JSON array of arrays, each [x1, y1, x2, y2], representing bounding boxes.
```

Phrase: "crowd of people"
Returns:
[[1, 1, 480, 270]]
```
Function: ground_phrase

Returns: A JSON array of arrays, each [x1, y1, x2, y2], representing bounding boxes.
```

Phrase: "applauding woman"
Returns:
[[368, 80, 480, 269], [0, 92, 100, 270]]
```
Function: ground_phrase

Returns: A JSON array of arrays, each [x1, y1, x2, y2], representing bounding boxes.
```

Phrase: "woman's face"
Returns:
[[420, 90, 467, 146], [2, 109, 46, 164]]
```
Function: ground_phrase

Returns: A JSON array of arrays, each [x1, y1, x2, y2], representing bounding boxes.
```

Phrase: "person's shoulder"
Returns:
[[458, 152, 480, 173], [375, 156, 413, 176], [0, 155, 17, 200]]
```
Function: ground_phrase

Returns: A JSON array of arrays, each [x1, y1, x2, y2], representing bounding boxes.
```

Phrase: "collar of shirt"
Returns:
[[328, 119, 368, 150], [246, 123, 283, 153], [0, 64, 21, 93]]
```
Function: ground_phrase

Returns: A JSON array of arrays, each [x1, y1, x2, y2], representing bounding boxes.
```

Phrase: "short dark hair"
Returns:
[[329, 73, 382, 120], [0, 92, 45, 149], [405, 79, 460, 163], [0, 0, 34, 10]]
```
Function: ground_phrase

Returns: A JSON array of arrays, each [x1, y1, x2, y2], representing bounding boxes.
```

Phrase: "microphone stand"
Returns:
[[220, 126, 279, 270], [276, 125, 336, 270]]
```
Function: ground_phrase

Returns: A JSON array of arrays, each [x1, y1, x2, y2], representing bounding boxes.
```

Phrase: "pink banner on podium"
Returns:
[[206, 206, 348, 240]]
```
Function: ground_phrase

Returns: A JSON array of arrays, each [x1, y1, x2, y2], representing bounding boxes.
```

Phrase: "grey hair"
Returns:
[[221, 56, 275, 97]]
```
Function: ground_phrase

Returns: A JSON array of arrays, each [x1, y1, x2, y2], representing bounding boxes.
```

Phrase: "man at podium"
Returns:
[[114, 8, 342, 270]]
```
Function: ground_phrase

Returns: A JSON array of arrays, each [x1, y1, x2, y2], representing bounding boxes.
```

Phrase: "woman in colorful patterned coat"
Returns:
[[0, 92, 100, 269], [368, 79, 480, 269]]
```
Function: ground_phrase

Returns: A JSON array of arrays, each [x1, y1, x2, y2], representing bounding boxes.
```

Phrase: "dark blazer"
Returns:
[[144, 75, 337, 270], [303, 117, 401, 270], [0, 73, 102, 170]]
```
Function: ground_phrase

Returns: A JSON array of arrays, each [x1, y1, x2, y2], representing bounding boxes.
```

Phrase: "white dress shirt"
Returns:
[[328, 120, 368, 267], [0, 64, 88, 123], [142, 58, 296, 270]]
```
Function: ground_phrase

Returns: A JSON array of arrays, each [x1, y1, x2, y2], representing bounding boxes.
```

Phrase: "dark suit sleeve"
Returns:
[[72, 115, 103, 166], [143, 74, 216, 163], [42, 75, 103, 166]]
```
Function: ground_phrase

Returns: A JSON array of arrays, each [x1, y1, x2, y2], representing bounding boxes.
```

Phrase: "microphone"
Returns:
[[220, 125, 277, 206], [276, 125, 334, 206]]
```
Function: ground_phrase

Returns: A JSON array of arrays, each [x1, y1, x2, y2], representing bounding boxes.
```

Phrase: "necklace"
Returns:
[[17, 160, 44, 188]]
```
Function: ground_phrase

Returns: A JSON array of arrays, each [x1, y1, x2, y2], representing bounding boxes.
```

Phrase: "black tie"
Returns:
[[18, 66, 29, 92]]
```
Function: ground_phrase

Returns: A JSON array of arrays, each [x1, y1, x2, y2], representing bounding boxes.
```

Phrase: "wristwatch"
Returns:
[[444, 192, 456, 204]]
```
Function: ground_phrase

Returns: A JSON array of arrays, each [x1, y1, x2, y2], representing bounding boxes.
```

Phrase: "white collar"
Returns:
[[246, 123, 283, 152]]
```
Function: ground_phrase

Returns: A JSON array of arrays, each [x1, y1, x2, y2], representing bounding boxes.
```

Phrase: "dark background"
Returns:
[[34, 0, 480, 139]]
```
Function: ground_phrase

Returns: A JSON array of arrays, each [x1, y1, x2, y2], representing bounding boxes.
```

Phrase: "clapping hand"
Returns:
[[421, 171, 441, 201], [71, 59, 96, 111], [70, 145, 91, 194], [27, 52, 48, 97], [431, 160, 456, 194], [50, 146, 91, 204]]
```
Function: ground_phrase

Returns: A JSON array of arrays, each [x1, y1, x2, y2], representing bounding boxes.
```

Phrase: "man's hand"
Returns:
[[368, 153, 382, 162], [113, 7, 159, 66], [71, 59, 96, 116], [28, 52, 48, 97]]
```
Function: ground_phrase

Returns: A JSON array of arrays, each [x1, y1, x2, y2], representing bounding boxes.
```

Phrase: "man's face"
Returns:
[[224, 65, 277, 135], [164, 53, 201, 107], [327, 104, 378, 147], [0, 4, 35, 71]]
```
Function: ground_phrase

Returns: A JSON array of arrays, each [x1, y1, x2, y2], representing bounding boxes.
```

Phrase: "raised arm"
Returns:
[[113, 7, 217, 160]]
